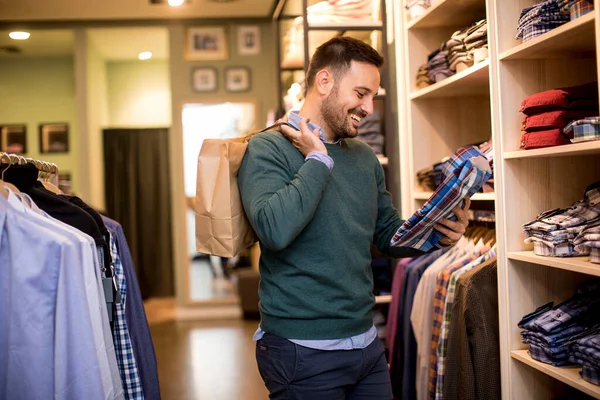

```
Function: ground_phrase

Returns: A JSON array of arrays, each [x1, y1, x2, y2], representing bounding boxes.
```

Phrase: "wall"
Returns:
[[168, 19, 277, 305], [0, 0, 272, 21], [85, 36, 109, 210], [107, 60, 172, 127], [0, 56, 79, 190]]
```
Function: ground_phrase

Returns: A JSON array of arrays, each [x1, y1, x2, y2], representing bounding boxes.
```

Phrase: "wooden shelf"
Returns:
[[512, 350, 600, 399], [406, 0, 487, 30], [308, 21, 382, 31], [504, 141, 600, 159], [508, 251, 600, 277], [500, 13, 596, 60], [375, 295, 392, 304], [413, 191, 495, 201], [410, 60, 490, 99]]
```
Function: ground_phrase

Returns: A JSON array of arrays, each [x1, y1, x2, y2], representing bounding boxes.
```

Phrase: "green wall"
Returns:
[[107, 60, 172, 127], [169, 19, 277, 128], [0, 56, 79, 191]]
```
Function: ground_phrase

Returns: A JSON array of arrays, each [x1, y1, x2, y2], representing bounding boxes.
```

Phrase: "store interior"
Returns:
[[1, 0, 600, 399]]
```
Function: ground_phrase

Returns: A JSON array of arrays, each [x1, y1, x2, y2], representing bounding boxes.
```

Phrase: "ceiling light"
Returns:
[[168, 0, 185, 6], [9, 31, 30, 40], [138, 51, 153, 60]]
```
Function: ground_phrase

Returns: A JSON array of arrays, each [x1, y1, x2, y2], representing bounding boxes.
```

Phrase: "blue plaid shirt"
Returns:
[[516, 0, 569, 42], [391, 148, 492, 251], [564, 117, 600, 143], [110, 233, 145, 400]]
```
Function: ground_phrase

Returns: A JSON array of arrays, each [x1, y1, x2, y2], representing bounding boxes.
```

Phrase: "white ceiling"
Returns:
[[0, 29, 73, 57], [88, 27, 169, 61], [0, 0, 276, 20]]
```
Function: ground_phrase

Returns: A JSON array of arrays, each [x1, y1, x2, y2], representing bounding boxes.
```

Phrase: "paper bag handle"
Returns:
[[242, 122, 300, 143]]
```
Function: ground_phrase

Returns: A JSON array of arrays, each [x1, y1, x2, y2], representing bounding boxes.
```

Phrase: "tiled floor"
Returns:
[[146, 299, 268, 400]]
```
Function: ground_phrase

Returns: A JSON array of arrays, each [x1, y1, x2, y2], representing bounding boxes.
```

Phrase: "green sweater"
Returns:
[[238, 131, 423, 340]]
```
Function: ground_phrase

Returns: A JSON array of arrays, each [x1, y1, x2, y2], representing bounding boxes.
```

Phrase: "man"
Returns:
[[238, 37, 469, 399]]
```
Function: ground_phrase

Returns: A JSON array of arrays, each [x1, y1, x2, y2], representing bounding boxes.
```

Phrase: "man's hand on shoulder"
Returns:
[[276, 117, 327, 157]]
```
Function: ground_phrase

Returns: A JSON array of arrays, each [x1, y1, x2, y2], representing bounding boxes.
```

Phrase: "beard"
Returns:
[[320, 85, 366, 140]]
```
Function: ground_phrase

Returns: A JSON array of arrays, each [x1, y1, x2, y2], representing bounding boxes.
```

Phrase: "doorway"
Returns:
[[104, 128, 174, 299], [181, 101, 256, 303]]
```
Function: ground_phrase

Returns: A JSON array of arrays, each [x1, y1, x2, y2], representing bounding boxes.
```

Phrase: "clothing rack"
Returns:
[[1, 152, 60, 185]]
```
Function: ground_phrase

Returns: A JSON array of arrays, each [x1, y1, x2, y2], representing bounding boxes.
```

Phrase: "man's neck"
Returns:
[[298, 103, 337, 144]]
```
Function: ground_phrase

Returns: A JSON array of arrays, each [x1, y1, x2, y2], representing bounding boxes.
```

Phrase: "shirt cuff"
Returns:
[[306, 152, 334, 170]]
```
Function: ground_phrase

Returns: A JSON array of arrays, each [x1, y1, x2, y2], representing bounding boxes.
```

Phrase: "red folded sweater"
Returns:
[[522, 109, 597, 131], [520, 129, 571, 150], [520, 82, 599, 116]]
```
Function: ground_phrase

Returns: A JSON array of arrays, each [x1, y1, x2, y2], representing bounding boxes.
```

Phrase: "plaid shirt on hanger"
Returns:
[[433, 249, 496, 400], [564, 116, 600, 143], [110, 233, 145, 400]]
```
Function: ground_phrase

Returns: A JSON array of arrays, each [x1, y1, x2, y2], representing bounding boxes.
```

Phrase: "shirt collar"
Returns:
[[288, 110, 342, 144]]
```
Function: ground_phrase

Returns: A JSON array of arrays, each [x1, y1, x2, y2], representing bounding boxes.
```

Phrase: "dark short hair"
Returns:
[[305, 36, 384, 89]]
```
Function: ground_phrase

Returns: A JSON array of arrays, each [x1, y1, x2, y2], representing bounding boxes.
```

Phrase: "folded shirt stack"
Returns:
[[356, 109, 384, 154], [564, 116, 600, 143], [570, 332, 600, 385], [516, 0, 570, 43], [574, 220, 600, 264], [519, 81, 599, 150], [393, 146, 492, 252], [416, 63, 433, 89], [446, 26, 470, 74], [518, 279, 600, 367], [427, 48, 453, 83], [523, 181, 600, 257], [568, 0, 595, 20]]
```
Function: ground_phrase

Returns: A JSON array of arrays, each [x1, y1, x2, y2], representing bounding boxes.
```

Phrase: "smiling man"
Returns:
[[238, 37, 469, 399]]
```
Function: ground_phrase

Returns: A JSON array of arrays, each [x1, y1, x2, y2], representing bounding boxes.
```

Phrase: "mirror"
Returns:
[[182, 101, 256, 304]]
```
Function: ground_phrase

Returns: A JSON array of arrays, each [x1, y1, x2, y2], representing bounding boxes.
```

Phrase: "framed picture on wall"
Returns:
[[185, 27, 228, 60], [225, 67, 251, 92], [192, 67, 218, 92], [0, 124, 27, 154], [237, 25, 260, 56], [39, 123, 69, 153]]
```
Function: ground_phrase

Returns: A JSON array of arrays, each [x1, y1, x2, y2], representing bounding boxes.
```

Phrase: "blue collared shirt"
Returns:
[[0, 194, 117, 399], [287, 110, 335, 170], [254, 110, 378, 350]]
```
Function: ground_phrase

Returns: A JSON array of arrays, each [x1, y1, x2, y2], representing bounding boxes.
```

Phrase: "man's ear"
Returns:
[[315, 69, 334, 96]]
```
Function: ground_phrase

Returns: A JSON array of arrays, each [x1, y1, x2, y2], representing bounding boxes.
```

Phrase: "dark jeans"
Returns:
[[255, 333, 393, 400]]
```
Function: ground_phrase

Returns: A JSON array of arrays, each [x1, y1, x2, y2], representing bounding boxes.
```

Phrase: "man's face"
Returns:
[[320, 60, 380, 140]]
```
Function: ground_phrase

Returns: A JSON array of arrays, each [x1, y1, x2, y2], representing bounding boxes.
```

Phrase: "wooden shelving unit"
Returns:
[[504, 141, 600, 159], [409, 60, 490, 99], [406, 0, 486, 30], [512, 350, 600, 399], [508, 251, 600, 277], [499, 13, 596, 60], [394, 0, 600, 398]]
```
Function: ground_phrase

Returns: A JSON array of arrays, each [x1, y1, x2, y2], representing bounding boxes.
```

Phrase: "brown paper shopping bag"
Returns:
[[195, 135, 257, 258]]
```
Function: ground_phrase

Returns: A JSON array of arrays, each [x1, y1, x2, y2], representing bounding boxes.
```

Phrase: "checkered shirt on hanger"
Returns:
[[391, 154, 491, 252], [110, 233, 145, 400], [565, 117, 600, 143], [433, 249, 496, 400]]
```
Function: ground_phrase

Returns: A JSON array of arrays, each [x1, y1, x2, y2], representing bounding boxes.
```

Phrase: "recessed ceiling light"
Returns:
[[138, 51, 153, 60], [168, 0, 185, 6], [9, 31, 30, 40]]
